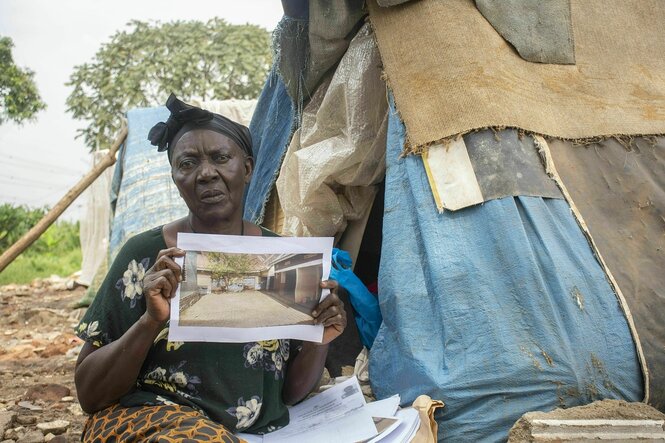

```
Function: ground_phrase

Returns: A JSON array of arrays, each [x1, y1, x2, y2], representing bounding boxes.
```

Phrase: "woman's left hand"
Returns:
[[312, 280, 347, 344]]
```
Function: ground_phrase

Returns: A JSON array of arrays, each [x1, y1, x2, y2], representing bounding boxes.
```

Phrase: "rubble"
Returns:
[[0, 283, 87, 440], [35, 421, 68, 436], [0, 412, 16, 436], [16, 429, 43, 443]]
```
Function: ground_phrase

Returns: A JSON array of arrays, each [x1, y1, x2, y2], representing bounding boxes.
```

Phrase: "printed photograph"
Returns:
[[178, 250, 324, 328]]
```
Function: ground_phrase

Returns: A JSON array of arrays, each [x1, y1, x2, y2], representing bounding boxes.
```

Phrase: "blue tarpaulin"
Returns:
[[369, 100, 643, 442], [243, 67, 295, 224], [109, 107, 188, 259]]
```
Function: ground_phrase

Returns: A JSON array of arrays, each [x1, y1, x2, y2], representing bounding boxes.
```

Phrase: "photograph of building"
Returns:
[[178, 250, 323, 328]]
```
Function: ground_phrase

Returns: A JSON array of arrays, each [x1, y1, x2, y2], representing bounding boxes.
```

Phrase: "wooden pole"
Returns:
[[0, 125, 128, 273]]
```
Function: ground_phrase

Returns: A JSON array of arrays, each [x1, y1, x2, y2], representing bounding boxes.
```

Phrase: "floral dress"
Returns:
[[76, 226, 290, 434]]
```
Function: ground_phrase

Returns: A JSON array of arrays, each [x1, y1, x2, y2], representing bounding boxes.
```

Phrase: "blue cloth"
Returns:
[[330, 248, 382, 349], [369, 99, 644, 442], [243, 67, 295, 223], [109, 107, 188, 259]]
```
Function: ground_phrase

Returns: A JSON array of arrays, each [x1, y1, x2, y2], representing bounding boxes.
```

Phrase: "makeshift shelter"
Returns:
[[94, 1, 665, 441], [239, 1, 665, 441]]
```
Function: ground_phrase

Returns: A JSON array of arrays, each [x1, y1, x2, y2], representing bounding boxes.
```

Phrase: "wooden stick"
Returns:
[[0, 125, 128, 273]]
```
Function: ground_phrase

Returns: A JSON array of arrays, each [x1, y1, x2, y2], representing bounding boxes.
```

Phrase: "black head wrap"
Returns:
[[148, 93, 253, 162]]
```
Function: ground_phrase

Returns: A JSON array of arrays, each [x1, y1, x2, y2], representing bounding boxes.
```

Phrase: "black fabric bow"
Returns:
[[148, 94, 214, 152]]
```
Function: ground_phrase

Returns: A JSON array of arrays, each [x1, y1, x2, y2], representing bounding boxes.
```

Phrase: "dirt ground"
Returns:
[[0, 278, 88, 442]]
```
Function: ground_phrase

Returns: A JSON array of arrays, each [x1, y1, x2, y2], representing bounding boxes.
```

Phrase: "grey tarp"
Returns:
[[475, 0, 575, 64]]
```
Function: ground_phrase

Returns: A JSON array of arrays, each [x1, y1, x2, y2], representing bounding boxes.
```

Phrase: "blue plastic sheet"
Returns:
[[109, 107, 188, 259], [243, 67, 295, 224], [369, 100, 643, 442], [330, 248, 382, 349]]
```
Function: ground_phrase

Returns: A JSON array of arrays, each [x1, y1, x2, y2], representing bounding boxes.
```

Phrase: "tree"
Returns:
[[0, 36, 46, 124], [66, 19, 272, 152], [207, 252, 258, 289]]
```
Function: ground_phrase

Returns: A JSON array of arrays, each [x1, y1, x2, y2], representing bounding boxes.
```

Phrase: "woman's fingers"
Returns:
[[145, 269, 179, 298], [314, 303, 342, 325], [312, 283, 340, 316], [152, 252, 183, 281], [312, 285, 346, 328], [322, 313, 346, 328], [146, 271, 173, 299], [156, 247, 185, 261]]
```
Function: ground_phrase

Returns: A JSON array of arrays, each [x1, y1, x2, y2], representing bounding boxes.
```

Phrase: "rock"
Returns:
[[58, 397, 73, 403], [66, 404, 82, 417], [16, 429, 43, 443], [4, 426, 23, 440], [24, 385, 70, 403], [15, 403, 40, 412], [0, 412, 16, 436], [44, 437, 64, 443], [0, 438, 16, 443], [13, 417, 35, 426], [35, 421, 68, 436], [42, 434, 53, 442]]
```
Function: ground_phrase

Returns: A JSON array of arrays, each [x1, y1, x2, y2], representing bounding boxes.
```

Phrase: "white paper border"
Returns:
[[168, 233, 333, 343]]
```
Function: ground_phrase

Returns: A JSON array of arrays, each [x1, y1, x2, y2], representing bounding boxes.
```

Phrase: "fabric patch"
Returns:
[[475, 0, 575, 64], [424, 129, 562, 211]]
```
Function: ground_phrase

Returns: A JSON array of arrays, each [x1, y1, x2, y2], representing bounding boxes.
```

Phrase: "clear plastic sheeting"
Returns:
[[78, 150, 113, 286], [276, 24, 388, 237], [188, 99, 256, 127]]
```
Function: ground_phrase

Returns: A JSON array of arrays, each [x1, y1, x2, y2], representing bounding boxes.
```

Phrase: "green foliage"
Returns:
[[66, 19, 272, 151], [0, 204, 47, 252], [0, 203, 81, 284], [0, 36, 46, 124]]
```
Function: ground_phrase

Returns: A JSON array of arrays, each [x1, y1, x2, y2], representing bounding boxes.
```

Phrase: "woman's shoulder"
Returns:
[[119, 226, 167, 254]]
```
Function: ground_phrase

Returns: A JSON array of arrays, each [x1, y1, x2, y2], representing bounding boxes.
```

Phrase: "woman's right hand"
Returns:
[[142, 247, 185, 324]]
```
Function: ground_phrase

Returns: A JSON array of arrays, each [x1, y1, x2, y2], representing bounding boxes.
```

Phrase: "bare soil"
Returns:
[[0, 279, 88, 442]]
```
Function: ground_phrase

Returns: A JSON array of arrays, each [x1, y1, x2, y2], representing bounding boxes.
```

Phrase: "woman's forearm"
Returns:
[[282, 342, 329, 405], [75, 313, 164, 413]]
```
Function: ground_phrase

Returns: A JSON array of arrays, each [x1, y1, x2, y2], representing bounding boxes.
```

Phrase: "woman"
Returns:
[[75, 94, 347, 442]]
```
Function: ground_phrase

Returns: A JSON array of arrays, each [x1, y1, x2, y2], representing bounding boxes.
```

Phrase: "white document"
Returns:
[[366, 417, 403, 443], [376, 408, 420, 443], [169, 233, 333, 343], [264, 376, 377, 443], [364, 395, 401, 419]]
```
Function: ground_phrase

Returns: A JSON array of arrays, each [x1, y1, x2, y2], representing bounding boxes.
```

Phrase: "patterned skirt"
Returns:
[[82, 403, 245, 443]]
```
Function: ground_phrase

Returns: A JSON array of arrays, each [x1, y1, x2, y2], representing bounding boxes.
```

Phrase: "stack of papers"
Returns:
[[238, 377, 421, 443]]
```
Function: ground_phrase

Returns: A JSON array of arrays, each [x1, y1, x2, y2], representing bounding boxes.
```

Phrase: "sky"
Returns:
[[0, 0, 284, 220]]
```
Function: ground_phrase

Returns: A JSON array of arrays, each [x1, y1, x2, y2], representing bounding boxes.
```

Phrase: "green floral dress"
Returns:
[[76, 226, 290, 434]]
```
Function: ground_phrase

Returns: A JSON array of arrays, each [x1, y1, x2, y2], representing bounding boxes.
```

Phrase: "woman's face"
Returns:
[[170, 129, 253, 224]]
